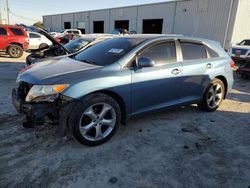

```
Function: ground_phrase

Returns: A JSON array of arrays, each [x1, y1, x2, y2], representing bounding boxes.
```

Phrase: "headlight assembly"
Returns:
[[25, 84, 69, 102]]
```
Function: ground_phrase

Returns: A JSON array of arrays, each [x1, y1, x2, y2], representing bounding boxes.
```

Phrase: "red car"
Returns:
[[0, 25, 29, 58]]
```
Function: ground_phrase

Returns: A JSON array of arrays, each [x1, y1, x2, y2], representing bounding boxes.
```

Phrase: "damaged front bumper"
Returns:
[[12, 88, 57, 117], [12, 88, 74, 135]]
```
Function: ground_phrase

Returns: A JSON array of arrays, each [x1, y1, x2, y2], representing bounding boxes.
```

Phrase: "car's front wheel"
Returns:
[[199, 78, 225, 112], [68, 93, 121, 146]]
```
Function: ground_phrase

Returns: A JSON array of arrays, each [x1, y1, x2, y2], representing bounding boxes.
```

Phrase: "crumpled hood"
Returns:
[[18, 57, 101, 84]]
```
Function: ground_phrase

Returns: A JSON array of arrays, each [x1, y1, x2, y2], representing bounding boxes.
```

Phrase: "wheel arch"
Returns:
[[39, 43, 49, 49], [214, 75, 228, 98], [90, 90, 128, 125], [8, 42, 23, 49]]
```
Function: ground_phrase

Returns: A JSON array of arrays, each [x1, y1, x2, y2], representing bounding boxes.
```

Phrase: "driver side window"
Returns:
[[139, 42, 177, 65]]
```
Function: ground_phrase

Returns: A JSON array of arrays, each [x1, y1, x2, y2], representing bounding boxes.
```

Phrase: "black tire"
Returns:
[[8, 44, 23, 58], [68, 93, 121, 146], [198, 78, 225, 112], [22, 116, 35, 128]]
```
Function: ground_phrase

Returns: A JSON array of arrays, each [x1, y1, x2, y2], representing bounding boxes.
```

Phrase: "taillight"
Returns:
[[230, 59, 235, 69]]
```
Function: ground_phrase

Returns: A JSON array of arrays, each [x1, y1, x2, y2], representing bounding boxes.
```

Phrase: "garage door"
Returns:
[[143, 19, 163, 34]]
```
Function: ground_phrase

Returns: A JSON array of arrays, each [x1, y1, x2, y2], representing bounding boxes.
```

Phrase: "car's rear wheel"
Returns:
[[8, 44, 23, 58], [39, 43, 49, 49], [68, 93, 121, 146], [199, 78, 225, 112]]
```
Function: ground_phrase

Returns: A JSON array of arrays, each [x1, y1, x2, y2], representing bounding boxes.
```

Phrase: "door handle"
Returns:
[[206, 63, 212, 69], [171, 68, 181, 75]]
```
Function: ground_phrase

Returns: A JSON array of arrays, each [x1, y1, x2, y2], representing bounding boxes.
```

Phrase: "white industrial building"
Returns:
[[43, 0, 250, 49]]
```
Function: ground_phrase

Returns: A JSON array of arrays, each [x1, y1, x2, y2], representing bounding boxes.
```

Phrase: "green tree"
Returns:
[[33, 21, 44, 29]]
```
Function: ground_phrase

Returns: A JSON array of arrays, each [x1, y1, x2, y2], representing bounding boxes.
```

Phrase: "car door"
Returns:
[[131, 41, 182, 115], [179, 41, 212, 102], [29, 33, 42, 49], [0, 27, 8, 50]]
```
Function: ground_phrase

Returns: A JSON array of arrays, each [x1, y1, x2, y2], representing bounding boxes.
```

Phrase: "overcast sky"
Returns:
[[0, 0, 169, 25]]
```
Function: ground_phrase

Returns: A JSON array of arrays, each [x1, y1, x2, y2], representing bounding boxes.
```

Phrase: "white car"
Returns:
[[62, 29, 82, 35], [49, 29, 82, 38], [49, 32, 61, 38], [28, 32, 52, 49], [229, 39, 250, 62]]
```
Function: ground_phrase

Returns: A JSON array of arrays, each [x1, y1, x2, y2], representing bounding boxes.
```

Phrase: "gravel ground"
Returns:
[[0, 56, 249, 188]]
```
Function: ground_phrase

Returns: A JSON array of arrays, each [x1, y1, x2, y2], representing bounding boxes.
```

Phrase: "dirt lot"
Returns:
[[0, 55, 249, 188]]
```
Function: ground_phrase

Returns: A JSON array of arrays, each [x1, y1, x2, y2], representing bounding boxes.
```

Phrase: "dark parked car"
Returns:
[[0, 25, 29, 58], [229, 39, 250, 63], [236, 61, 250, 78], [12, 35, 234, 146], [26, 33, 115, 65]]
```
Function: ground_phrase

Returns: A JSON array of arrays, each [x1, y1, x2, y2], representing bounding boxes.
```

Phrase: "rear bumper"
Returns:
[[23, 42, 29, 50]]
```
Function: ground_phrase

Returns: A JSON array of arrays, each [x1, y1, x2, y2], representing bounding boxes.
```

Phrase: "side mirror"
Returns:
[[138, 57, 155, 68]]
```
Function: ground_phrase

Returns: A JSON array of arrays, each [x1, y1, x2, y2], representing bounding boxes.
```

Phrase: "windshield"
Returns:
[[239, 40, 250, 46], [64, 38, 90, 53], [74, 38, 145, 66]]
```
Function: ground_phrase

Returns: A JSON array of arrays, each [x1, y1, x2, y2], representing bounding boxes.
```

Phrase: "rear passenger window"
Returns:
[[140, 42, 176, 65], [0, 28, 7, 35], [29, 33, 41, 38], [206, 47, 219, 58], [181, 42, 207, 60], [9, 28, 24, 36], [73, 31, 79, 34]]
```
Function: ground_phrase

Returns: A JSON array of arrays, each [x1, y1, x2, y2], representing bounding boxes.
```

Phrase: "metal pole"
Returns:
[[6, 0, 10, 24], [0, 5, 2, 22]]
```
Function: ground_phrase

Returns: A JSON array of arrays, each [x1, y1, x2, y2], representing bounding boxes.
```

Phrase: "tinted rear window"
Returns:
[[181, 42, 207, 60], [72, 31, 80, 34], [10, 28, 24, 36], [0, 28, 7, 35], [29, 33, 41, 38], [206, 47, 219, 58], [239, 40, 250, 46], [75, 38, 145, 66]]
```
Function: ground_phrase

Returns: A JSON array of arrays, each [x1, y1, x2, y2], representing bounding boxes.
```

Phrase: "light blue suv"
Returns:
[[12, 35, 234, 146]]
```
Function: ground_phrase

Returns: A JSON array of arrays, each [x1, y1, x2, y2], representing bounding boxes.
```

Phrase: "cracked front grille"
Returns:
[[17, 82, 33, 101]]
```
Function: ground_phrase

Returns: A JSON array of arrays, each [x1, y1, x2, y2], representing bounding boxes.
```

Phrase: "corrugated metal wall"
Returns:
[[137, 2, 176, 34], [174, 0, 233, 48], [110, 7, 138, 32], [43, 0, 245, 48], [90, 10, 110, 33], [74, 12, 90, 33]]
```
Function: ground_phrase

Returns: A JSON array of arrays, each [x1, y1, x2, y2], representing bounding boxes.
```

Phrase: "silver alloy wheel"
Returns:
[[10, 47, 21, 57], [79, 103, 116, 141], [207, 83, 223, 109]]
